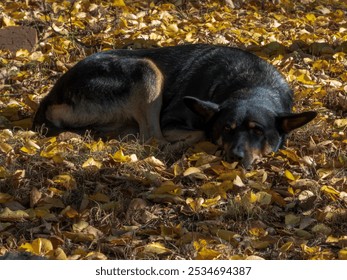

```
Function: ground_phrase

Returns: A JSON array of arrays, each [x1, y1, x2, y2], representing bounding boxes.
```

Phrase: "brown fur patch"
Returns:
[[130, 58, 165, 142], [244, 141, 273, 166], [46, 104, 74, 127]]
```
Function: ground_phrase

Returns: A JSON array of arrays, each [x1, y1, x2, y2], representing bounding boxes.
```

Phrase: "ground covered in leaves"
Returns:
[[0, 0, 347, 260]]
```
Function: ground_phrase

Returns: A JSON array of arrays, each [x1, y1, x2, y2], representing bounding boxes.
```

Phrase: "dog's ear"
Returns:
[[278, 111, 317, 133], [184, 96, 220, 120]]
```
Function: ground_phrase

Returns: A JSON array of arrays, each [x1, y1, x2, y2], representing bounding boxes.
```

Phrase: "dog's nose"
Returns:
[[231, 146, 245, 161]]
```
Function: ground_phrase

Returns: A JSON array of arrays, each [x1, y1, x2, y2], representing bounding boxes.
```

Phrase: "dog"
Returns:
[[32, 44, 317, 168]]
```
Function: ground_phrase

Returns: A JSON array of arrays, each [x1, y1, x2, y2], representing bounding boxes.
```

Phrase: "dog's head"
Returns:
[[184, 96, 317, 168]]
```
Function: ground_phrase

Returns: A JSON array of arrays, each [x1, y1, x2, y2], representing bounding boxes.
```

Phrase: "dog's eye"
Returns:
[[224, 124, 233, 132], [224, 122, 236, 132], [252, 127, 264, 136]]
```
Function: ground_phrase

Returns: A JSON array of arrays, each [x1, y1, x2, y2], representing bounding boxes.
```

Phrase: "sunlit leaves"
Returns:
[[0, 0, 347, 260], [53, 174, 77, 190], [0, 207, 29, 221], [82, 157, 102, 169], [194, 239, 221, 260]]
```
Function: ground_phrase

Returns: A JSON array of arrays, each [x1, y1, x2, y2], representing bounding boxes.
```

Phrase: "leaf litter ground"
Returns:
[[0, 0, 347, 260]]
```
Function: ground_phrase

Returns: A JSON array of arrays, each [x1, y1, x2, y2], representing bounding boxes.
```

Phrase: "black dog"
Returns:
[[32, 44, 317, 167]]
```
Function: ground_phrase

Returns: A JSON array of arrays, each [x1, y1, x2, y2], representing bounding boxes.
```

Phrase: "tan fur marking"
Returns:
[[244, 141, 273, 166], [46, 104, 74, 127], [130, 58, 165, 143], [248, 121, 257, 129]]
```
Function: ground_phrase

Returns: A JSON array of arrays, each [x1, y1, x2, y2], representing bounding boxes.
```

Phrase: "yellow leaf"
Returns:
[[0, 193, 12, 203], [301, 244, 320, 255], [334, 119, 347, 128], [173, 163, 183, 176], [29, 51, 47, 62], [153, 181, 182, 195], [233, 175, 244, 187], [34, 209, 54, 219], [338, 248, 347, 260], [16, 49, 30, 57], [188, 152, 206, 162], [320, 185, 340, 201], [256, 191, 272, 205], [194, 239, 220, 260], [19, 243, 35, 254], [312, 59, 329, 71], [221, 161, 239, 170], [144, 156, 165, 169], [201, 195, 221, 207], [305, 13, 316, 22], [211, 229, 238, 243], [280, 241, 294, 252], [296, 73, 316, 85], [32, 238, 53, 255], [266, 190, 286, 207], [317, 169, 333, 179], [83, 251, 107, 260], [241, 191, 258, 204], [113, 0, 126, 7], [142, 242, 171, 255], [82, 157, 102, 169], [40, 142, 72, 159], [20, 145, 37, 155], [61, 206, 79, 218], [249, 227, 266, 237], [284, 169, 296, 181], [167, 23, 179, 33], [53, 174, 77, 190], [200, 182, 226, 199], [52, 154, 64, 163], [72, 221, 89, 232], [196, 247, 221, 260], [0, 207, 29, 221], [47, 248, 67, 260], [196, 154, 219, 167], [3, 16, 16, 26], [85, 139, 105, 152], [183, 167, 202, 176], [0, 142, 13, 153], [280, 149, 300, 162], [110, 149, 131, 163], [63, 231, 95, 242], [217, 171, 240, 181], [333, 9, 344, 18], [0, 167, 10, 178], [186, 197, 204, 212]]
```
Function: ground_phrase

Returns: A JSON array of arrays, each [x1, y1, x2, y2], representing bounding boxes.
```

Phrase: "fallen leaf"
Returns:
[[285, 214, 301, 227], [0, 207, 29, 221], [82, 157, 102, 169], [142, 242, 171, 255]]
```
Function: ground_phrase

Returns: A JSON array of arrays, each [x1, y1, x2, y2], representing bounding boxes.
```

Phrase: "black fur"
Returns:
[[33, 44, 317, 167]]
